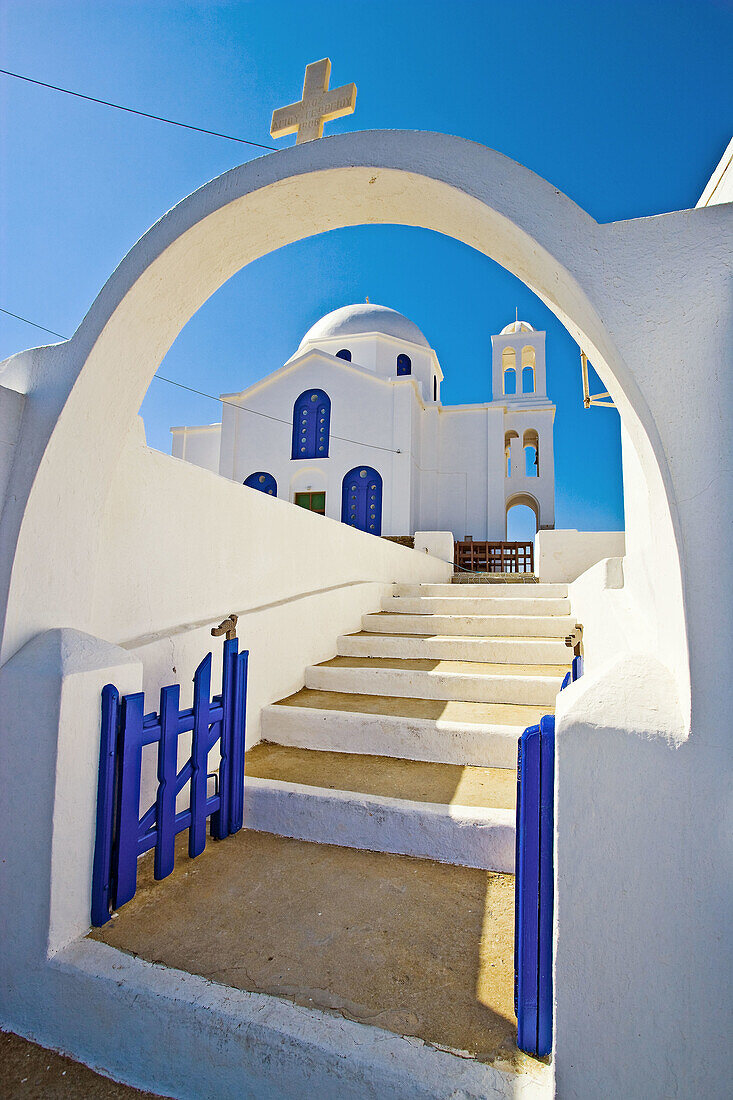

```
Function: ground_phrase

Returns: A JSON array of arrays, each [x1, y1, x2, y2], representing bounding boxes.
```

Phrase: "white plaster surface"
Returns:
[[261, 700, 521, 768], [0, 384, 25, 515], [414, 530, 454, 563], [535, 528, 625, 583], [171, 308, 556, 540], [697, 134, 733, 207], [98, 417, 449, 739], [0, 129, 730, 1096], [305, 660, 564, 707], [0, 630, 142, 962], [243, 776, 516, 872], [30, 939, 552, 1098]]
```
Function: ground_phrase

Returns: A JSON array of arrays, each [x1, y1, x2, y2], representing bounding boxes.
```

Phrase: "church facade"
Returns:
[[171, 303, 556, 540]]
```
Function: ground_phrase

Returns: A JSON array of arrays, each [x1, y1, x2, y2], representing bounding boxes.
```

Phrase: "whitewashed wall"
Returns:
[[0, 131, 729, 1099], [94, 417, 450, 733]]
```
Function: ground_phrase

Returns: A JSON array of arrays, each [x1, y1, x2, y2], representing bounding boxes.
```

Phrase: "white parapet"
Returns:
[[534, 528, 626, 584], [414, 530, 454, 565]]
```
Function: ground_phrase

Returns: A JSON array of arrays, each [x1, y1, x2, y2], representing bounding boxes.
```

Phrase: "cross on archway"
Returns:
[[270, 58, 356, 145]]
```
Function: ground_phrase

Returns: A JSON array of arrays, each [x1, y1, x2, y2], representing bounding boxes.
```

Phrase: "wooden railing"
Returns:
[[454, 539, 534, 574]]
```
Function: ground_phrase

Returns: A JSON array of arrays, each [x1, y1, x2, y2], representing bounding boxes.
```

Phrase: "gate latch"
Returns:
[[211, 613, 238, 641], [565, 623, 583, 657]]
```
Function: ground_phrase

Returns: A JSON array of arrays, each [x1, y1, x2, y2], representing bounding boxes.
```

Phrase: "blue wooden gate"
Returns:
[[515, 654, 583, 1055], [341, 466, 383, 534], [91, 638, 248, 926]]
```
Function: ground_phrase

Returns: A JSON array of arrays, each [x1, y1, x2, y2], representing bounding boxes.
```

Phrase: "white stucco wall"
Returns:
[[173, 320, 555, 541], [535, 528, 625, 583], [170, 422, 221, 471], [0, 384, 25, 513], [0, 130, 730, 1098], [697, 135, 733, 207], [94, 417, 450, 732]]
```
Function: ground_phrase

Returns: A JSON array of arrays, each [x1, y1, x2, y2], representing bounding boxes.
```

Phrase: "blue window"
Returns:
[[244, 471, 277, 496], [397, 353, 411, 376], [341, 466, 383, 535], [336, 348, 351, 361], [292, 389, 331, 459]]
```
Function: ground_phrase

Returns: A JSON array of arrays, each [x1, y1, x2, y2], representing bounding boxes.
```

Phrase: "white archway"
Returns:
[[0, 130, 687, 703]]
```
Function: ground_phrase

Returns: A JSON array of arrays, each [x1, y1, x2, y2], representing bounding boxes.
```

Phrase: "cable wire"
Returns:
[[0, 305, 401, 455], [0, 306, 66, 340], [155, 372, 401, 454], [0, 67, 276, 151]]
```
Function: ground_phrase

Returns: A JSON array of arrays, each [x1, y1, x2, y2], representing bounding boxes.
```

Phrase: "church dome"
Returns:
[[299, 304, 431, 349], [500, 319, 535, 335]]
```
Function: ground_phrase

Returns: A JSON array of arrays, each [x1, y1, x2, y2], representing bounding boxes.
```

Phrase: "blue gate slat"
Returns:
[[154, 683, 180, 881], [212, 640, 236, 840], [227, 650, 248, 833], [515, 723, 541, 1052], [91, 684, 120, 926], [207, 719, 224, 753], [188, 653, 212, 857], [515, 658, 581, 1056], [113, 692, 145, 909], [137, 794, 223, 856], [536, 714, 556, 1055]]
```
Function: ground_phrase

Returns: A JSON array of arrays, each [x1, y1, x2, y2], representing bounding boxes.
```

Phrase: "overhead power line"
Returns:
[[157, 373, 401, 454], [0, 306, 67, 339], [0, 306, 401, 455], [0, 67, 276, 151]]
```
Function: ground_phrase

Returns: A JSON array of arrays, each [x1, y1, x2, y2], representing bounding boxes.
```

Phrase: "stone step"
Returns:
[[337, 629, 571, 665], [382, 594, 571, 616], [305, 656, 568, 707], [394, 582, 568, 598], [364, 611, 576, 638], [242, 743, 516, 872], [261, 688, 541, 767]]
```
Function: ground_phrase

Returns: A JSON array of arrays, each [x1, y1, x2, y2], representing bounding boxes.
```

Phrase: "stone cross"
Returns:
[[271, 59, 356, 145]]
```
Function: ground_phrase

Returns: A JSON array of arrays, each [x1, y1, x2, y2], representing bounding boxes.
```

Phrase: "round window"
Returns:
[[310, 394, 318, 402], [258, 475, 266, 483], [359, 470, 367, 478]]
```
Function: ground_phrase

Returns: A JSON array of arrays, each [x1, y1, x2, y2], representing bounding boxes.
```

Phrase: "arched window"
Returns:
[[336, 348, 351, 361], [244, 471, 277, 496], [502, 347, 517, 395], [521, 346, 536, 393], [523, 429, 539, 476], [433, 375, 437, 401], [504, 430, 519, 477], [291, 389, 331, 459], [341, 466, 383, 534], [397, 353, 411, 376]]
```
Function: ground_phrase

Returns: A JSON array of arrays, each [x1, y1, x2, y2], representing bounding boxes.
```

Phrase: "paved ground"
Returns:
[[245, 741, 517, 808], [0, 1030, 162, 1098], [91, 828, 525, 1064]]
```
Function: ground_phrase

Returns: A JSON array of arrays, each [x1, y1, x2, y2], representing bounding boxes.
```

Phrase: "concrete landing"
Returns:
[[91, 830, 531, 1066], [246, 742, 516, 809]]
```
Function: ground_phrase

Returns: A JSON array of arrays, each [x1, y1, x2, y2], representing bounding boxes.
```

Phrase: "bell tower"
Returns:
[[491, 319, 548, 404]]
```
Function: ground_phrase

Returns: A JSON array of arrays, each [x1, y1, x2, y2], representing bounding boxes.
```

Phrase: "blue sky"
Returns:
[[1, 0, 731, 535]]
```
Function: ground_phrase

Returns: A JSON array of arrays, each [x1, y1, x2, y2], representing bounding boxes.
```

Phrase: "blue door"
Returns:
[[292, 389, 331, 459], [341, 467, 382, 534]]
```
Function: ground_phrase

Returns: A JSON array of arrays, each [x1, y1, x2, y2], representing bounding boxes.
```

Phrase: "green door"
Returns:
[[294, 491, 326, 515]]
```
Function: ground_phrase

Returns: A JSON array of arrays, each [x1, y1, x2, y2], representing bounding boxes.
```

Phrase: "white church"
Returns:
[[171, 303, 556, 540]]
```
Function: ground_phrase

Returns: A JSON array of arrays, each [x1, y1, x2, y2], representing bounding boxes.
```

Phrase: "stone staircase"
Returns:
[[94, 577, 570, 1091], [247, 579, 574, 873]]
